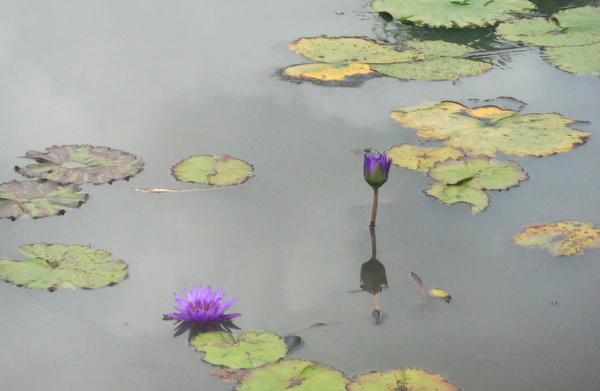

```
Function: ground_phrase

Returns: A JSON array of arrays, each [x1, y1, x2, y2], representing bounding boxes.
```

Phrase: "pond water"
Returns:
[[1, 0, 600, 390]]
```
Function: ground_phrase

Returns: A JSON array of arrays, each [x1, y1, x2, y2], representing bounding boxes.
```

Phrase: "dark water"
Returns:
[[1, 1, 599, 390]]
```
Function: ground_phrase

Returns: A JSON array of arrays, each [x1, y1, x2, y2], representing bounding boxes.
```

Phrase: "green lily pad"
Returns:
[[236, 359, 349, 391], [371, 57, 491, 80], [391, 101, 589, 156], [424, 182, 489, 213], [427, 155, 528, 190], [385, 144, 465, 172], [0, 243, 128, 290], [171, 155, 254, 187], [544, 43, 600, 75], [0, 180, 88, 220], [514, 221, 600, 256], [372, 0, 535, 28], [191, 331, 287, 369], [497, 6, 600, 47], [16, 145, 144, 185], [348, 368, 460, 391]]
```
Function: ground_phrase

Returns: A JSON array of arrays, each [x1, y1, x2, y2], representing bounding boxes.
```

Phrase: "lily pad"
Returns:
[[0, 243, 128, 290], [190, 330, 287, 369], [497, 6, 600, 47], [16, 145, 144, 185], [514, 221, 600, 256], [544, 43, 600, 75], [171, 155, 254, 187], [348, 368, 460, 391], [0, 180, 88, 220], [427, 155, 528, 190], [424, 182, 489, 213], [236, 359, 349, 391], [280, 38, 491, 85], [391, 101, 589, 156], [385, 144, 465, 172], [372, 0, 535, 28]]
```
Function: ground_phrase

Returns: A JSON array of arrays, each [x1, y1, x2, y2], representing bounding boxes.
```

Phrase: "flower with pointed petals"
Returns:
[[166, 286, 241, 323], [364, 153, 392, 189]]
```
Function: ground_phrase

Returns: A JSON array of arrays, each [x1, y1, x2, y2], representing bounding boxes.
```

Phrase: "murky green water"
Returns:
[[1, 0, 599, 390]]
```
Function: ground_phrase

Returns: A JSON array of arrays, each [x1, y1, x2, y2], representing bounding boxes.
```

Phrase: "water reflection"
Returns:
[[166, 318, 240, 343], [359, 227, 388, 325]]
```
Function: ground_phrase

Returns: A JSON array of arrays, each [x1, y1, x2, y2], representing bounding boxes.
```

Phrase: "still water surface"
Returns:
[[1, 0, 600, 390]]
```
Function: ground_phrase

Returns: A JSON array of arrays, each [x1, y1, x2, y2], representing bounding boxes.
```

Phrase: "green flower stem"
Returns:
[[369, 188, 379, 228]]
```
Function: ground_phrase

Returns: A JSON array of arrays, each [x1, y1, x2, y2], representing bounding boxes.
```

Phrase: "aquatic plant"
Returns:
[[166, 286, 241, 323], [364, 153, 391, 227]]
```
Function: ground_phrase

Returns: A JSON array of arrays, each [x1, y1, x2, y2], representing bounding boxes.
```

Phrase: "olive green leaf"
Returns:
[[424, 182, 489, 213], [236, 359, 349, 391], [391, 101, 588, 156], [0, 180, 88, 220], [372, 0, 535, 28], [348, 368, 460, 391], [371, 57, 491, 80], [514, 221, 600, 256], [544, 43, 600, 75], [385, 144, 465, 172], [190, 331, 287, 369], [16, 145, 144, 185], [171, 155, 254, 186], [0, 243, 128, 291]]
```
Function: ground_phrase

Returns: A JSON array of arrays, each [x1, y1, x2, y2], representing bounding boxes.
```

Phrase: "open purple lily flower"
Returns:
[[364, 153, 392, 189], [166, 286, 241, 323]]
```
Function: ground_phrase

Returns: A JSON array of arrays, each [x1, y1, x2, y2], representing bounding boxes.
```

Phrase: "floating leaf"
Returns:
[[514, 221, 600, 256], [171, 155, 254, 187], [391, 101, 589, 156], [278, 63, 378, 87], [544, 43, 600, 75], [429, 288, 452, 303], [427, 155, 528, 190], [348, 368, 460, 391], [372, 58, 491, 80], [16, 145, 144, 185], [497, 6, 600, 47], [0, 180, 88, 220], [372, 0, 535, 28], [190, 330, 287, 369], [424, 182, 489, 213], [236, 359, 349, 391], [0, 243, 128, 290], [386, 145, 465, 172]]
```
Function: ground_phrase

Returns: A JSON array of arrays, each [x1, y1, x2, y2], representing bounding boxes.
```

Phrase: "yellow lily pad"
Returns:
[[514, 221, 600, 256], [348, 368, 460, 391], [385, 144, 465, 172]]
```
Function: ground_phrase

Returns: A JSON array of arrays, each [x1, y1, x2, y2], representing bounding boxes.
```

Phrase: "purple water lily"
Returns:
[[166, 286, 241, 323], [364, 153, 392, 189]]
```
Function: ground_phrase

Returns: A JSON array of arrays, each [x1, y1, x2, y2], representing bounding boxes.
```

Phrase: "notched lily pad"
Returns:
[[0, 243, 128, 290], [171, 155, 254, 187], [348, 368, 460, 391], [385, 144, 465, 172], [190, 330, 287, 369], [514, 221, 600, 256], [0, 180, 88, 220], [425, 182, 489, 213], [16, 145, 144, 185], [391, 101, 589, 156], [371, 0, 535, 28], [235, 359, 348, 391]]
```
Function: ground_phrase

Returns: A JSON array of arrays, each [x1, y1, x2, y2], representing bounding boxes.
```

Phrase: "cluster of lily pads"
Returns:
[[277, 3, 599, 86]]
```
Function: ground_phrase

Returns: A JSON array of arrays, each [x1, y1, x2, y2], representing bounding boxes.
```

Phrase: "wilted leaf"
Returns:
[[497, 6, 600, 47], [372, 57, 491, 80], [236, 359, 348, 391], [16, 145, 144, 185], [190, 331, 287, 369], [0, 243, 128, 290], [171, 155, 254, 187], [0, 180, 88, 220], [514, 221, 600, 256], [424, 182, 489, 213], [391, 101, 588, 156], [427, 155, 528, 190], [372, 0, 535, 28], [544, 43, 600, 75], [348, 368, 460, 391], [279, 63, 377, 87]]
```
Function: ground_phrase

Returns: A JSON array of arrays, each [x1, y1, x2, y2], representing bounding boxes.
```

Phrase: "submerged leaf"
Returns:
[[0, 243, 127, 290], [236, 359, 348, 391], [348, 368, 460, 391], [0, 180, 88, 220], [171, 155, 254, 187], [372, 0, 535, 28], [191, 330, 287, 369], [514, 221, 600, 256], [16, 145, 144, 185], [425, 182, 489, 213], [391, 101, 588, 156]]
